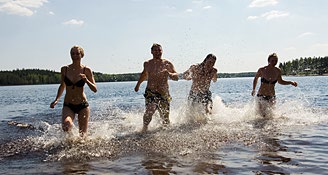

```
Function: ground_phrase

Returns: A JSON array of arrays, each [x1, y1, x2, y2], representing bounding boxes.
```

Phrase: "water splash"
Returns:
[[1, 95, 327, 163]]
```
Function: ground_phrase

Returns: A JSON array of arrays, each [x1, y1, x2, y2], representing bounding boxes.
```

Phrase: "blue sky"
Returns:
[[0, 0, 327, 74]]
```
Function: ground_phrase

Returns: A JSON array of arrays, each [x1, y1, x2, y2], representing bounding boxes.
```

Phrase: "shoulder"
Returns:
[[60, 65, 68, 72], [258, 66, 266, 72], [159, 58, 173, 66], [143, 59, 151, 67], [83, 65, 93, 73], [274, 67, 281, 71], [274, 67, 282, 74]]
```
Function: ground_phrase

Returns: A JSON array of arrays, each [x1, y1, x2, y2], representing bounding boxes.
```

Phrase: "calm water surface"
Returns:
[[0, 76, 327, 174]]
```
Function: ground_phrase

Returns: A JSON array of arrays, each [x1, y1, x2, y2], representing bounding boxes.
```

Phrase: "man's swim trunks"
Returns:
[[143, 88, 171, 124]]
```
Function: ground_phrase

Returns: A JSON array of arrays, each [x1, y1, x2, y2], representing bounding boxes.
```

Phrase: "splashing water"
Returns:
[[2, 94, 324, 164]]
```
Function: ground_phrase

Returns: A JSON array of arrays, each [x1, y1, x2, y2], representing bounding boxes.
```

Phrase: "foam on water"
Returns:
[[1, 94, 327, 163]]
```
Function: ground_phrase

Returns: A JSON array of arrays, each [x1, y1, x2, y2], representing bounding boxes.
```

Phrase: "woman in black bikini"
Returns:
[[50, 45, 97, 138], [251, 53, 297, 117]]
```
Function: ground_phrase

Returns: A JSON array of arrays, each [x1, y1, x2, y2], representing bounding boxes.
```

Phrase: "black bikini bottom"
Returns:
[[63, 101, 89, 113]]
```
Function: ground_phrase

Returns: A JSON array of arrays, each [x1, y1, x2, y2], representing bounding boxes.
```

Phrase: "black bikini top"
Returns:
[[261, 77, 277, 84], [64, 66, 86, 88]]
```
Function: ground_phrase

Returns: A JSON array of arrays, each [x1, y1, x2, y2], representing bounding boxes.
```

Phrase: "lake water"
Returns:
[[0, 76, 327, 174]]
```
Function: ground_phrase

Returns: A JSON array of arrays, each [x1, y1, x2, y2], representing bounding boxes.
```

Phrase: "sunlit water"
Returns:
[[0, 76, 327, 174]]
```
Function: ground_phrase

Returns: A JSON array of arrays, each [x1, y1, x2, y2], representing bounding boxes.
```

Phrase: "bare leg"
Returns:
[[78, 107, 90, 138], [205, 101, 213, 115], [62, 106, 75, 132], [142, 103, 157, 133], [159, 101, 170, 126]]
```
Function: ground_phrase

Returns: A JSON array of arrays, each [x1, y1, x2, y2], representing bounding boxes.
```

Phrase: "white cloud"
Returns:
[[63, 19, 84, 26], [249, 0, 278, 8], [203, 6, 212, 10], [49, 11, 54, 15], [247, 10, 288, 21], [297, 32, 314, 38], [261, 10, 289, 20], [185, 9, 193, 13], [0, 0, 47, 16], [247, 16, 259, 20]]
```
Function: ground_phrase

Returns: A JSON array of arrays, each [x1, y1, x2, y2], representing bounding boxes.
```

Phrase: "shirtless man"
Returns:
[[183, 54, 218, 114], [134, 43, 179, 132]]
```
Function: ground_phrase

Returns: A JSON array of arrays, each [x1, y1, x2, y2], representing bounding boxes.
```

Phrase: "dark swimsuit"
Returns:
[[64, 67, 86, 89], [188, 90, 213, 109], [64, 101, 89, 114], [63, 66, 89, 113], [257, 77, 277, 101], [261, 77, 277, 84]]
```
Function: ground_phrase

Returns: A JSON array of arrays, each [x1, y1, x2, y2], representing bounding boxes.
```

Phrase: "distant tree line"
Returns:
[[279, 56, 328, 75], [0, 69, 141, 86], [0, 69, 60, 86], [218, 72, 256, 78], [2, 56, 327, 86]]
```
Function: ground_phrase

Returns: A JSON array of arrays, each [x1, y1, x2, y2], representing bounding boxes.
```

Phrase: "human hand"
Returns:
[[291, 81, 298, 87], [134, 85, 139, 92], [80, 74, 87, 82], [160, 69, 169, 76], [50, 100, 58, 108], [251, 90, 256, 96]]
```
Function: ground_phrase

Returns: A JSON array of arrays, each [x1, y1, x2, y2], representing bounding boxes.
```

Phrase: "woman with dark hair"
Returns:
[[183, 54, 218, 114]]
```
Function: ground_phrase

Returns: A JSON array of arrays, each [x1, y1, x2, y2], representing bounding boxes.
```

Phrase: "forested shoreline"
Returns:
[[279, 56, 328, 75], [0, 56, 327, 86]]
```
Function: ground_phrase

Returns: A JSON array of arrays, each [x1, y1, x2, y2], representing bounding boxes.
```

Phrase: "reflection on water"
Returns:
[[62, 162, 91, 175]]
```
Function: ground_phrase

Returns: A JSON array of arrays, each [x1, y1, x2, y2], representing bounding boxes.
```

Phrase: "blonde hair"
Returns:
[[70, 45, 84, 58]]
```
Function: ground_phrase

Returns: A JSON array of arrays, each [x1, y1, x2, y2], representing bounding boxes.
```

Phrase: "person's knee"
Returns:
[[62, 117, 73, 131]]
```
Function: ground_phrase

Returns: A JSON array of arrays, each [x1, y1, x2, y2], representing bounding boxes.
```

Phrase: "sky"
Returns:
[[0, 0, 327, 74]]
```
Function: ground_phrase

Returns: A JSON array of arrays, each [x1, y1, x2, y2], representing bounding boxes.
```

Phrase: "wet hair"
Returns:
[[201, 54, 216, 65], [70, 45, 84, 58], [151, 43, 162, 50], [268, 53, 278, 62]]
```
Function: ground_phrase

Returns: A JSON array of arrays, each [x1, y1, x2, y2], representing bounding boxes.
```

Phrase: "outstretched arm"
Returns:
[[277, 70, 298, 87], [182, 65, 194, 80]]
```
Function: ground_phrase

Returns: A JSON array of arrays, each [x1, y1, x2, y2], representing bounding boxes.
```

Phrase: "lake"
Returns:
[[0, 76, 327, 174]]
